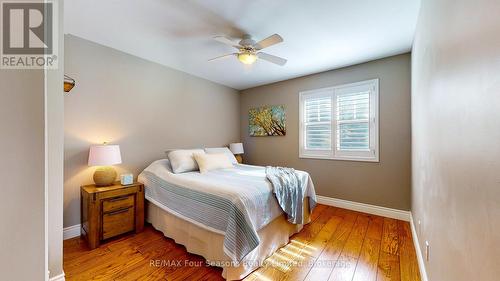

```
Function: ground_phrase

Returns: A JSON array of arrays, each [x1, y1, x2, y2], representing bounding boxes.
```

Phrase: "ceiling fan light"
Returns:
[[238, 53, 257, 64]]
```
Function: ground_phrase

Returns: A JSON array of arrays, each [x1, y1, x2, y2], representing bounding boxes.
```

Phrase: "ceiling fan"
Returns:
[[209, 34, 287, 66]]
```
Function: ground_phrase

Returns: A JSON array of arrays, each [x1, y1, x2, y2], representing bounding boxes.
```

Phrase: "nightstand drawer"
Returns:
[[102, 207, 135, 240], [102, 195, 134, 213]]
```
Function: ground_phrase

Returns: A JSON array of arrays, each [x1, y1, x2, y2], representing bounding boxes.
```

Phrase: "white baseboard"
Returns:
[[410, 213, 429, 281], [49, 272, 65, 281], [316, 195, 410, 221], [63, 224, 81, 240]]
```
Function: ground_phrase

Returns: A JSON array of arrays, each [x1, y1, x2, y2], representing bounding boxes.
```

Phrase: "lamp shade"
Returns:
[[88, 144, 122, 166], [229, 143, 244, 154]]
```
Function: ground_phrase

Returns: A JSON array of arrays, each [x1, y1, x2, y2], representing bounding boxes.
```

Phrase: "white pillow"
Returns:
[[168, 149, 205, 174], [193, 153, 233, 173], [204, 147, 238, 164]]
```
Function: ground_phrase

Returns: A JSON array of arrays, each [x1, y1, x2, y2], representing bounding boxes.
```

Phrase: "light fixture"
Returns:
[[64, 75, 75, 93], [238, 52, 257, 65], [88, 142, 122, 186], [229, 142, 244, 163]]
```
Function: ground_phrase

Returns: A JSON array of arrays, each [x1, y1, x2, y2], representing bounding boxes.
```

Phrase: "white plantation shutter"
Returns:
[[336, 91, 370, 151], [299, 79, 379, 162], [304, 96, 332, 150]]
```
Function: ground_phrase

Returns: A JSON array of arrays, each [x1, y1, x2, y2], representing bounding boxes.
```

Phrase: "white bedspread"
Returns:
[[138, 159, 316, 262]]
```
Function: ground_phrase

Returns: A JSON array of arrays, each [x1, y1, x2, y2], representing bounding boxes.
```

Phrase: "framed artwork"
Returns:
[[248, 105, 286, 136]]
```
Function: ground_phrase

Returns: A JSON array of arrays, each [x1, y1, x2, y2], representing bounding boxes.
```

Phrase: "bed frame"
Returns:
[[146, 199, 310, 280]]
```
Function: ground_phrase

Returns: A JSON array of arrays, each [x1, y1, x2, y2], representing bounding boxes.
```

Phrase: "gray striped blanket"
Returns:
[[266, 166, 317, 224]]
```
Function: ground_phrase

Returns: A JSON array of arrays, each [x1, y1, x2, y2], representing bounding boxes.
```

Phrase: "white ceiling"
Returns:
[[65, 0, 420, 90]]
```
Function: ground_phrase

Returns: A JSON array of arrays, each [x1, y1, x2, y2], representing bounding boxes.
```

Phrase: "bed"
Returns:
[[138, 159, 317, 280]]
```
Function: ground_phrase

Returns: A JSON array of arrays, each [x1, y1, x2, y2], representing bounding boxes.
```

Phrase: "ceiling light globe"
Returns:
[[238, 53, 257, 64]]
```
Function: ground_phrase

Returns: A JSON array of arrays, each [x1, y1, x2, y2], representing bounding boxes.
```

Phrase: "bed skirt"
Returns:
[[146, 199, 311, 280]]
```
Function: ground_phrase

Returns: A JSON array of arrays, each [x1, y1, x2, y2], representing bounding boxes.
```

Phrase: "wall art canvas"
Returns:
[[248, 105, 286, 136]]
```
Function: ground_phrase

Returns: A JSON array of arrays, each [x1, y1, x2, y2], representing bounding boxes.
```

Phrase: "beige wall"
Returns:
[[64, 35, 240, 227], [0, 72, 46, 279], [411, 1, 500, 281], [48, 0, 65, 278], [240, 54, 411, 210], [0, 5, 64, 280]]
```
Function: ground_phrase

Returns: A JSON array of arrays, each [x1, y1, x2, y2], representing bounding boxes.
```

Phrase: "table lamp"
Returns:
[[88, 143, 122, 186], [229, 143, 244, 164]]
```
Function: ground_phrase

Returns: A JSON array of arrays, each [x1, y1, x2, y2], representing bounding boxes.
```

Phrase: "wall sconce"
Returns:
[[64, 75, 76, 93]]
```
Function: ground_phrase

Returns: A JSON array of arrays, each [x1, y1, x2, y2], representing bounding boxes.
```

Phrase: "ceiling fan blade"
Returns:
[[255, 34, 283, 50], [213, 36, 240, 49], [208, 53, 236, 61], [257, 52, 287, 66]]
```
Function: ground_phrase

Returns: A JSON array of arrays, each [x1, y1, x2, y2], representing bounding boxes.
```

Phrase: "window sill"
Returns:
[[299, 154, 379, 163]]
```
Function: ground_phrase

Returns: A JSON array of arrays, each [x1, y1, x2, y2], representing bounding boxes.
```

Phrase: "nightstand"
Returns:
[[81, 182, 144, 249]]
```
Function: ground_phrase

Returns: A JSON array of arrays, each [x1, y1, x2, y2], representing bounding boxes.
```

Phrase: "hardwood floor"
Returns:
[[63, 204, 421, 281]]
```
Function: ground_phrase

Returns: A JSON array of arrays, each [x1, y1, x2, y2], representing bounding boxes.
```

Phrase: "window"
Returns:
[[299, 79, 379, 162]]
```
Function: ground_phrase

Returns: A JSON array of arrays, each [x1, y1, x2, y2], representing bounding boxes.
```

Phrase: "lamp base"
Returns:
[[235, 154, 243, 164], [93, 166, 117, 186]]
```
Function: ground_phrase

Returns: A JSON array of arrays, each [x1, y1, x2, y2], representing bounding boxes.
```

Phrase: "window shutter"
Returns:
[[299, 79, 378, 162], [336, 91, 370, 151], [304, 96, 332, 150]]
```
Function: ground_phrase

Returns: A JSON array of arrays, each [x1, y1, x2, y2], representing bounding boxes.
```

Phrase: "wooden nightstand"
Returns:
[[81, 182, 144, 249]]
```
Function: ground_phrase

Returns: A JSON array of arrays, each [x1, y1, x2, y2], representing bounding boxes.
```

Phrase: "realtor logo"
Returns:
[[1, 0, 58, 69]]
